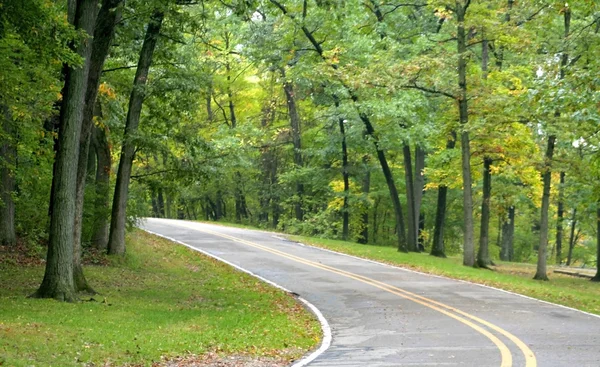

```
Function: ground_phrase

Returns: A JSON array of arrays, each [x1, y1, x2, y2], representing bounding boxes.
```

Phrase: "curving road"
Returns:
[[141, 218, 600, 367]]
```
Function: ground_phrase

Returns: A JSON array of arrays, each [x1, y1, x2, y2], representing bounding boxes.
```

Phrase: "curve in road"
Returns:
[[141, 218, 600, 367]]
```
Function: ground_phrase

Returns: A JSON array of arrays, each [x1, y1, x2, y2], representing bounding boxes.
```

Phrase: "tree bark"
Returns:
[[107, 10, 164, 255], [359, 112, 407, 251], [477, 157, 493, 268], [566, 208, 577, 266], [403, 144, 417, 251], [358, 157, 370, 244], [431, 133, 456, 258], [282, 73, 304, 221], [338, 117, 350, 240], [90, 124, 111, 250], [0, 104, 16, 246], [33, 0, 98, 301], [457, 1, 475, 267], [73, 0, 121, 293], [500, 206, 515, 261], [414, 146, 426, 250], [535, 5, 570, 279], [556, 172, 565, 264], [534, 135, 555, 281]]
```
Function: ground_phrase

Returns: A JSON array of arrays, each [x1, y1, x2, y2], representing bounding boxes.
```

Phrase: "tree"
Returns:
[[108, 9, 165, 255], [33, 0, 99, 301]]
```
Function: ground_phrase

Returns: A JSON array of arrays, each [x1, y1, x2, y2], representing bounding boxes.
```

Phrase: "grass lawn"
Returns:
[[286, 235, 600, 315], [0, 230, 320, 367]]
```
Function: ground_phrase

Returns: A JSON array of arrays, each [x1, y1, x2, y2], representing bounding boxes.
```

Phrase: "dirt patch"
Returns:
[[154, 353, 292, 367]]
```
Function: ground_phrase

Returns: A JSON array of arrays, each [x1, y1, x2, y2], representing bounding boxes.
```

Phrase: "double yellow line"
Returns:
[[183, 224, 536, 367]]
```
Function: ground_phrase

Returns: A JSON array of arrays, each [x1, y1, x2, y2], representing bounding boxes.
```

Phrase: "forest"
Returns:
[[1, 0, 600, 302]]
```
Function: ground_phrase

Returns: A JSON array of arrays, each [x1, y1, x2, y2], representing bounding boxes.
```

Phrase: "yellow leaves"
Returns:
[[434, 7, 453, 21], [323, 46, 343, 65], [98, 82, 116, 99]]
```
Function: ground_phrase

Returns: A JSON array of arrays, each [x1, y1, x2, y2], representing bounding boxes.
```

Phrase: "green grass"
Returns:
[[0, 230, 320, 367], [287, 235, 600, 315]]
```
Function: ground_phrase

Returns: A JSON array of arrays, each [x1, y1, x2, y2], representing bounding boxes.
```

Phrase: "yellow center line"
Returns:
[[183, 224, 537, 367]]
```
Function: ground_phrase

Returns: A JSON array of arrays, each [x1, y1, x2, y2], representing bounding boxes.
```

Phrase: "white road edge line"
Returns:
[[146, 219, 600, 320], [140, 227, 332, 367], [282, 236, 600, 320]]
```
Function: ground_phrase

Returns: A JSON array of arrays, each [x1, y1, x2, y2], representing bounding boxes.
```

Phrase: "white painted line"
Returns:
[[139, 226, 332, 366], [284, 238, 600, 320], [144, 219, 600, 320]]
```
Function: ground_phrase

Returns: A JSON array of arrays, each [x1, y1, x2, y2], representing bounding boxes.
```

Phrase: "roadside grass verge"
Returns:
[[286, 235, 600, 316], [0, 230, 320, 367]]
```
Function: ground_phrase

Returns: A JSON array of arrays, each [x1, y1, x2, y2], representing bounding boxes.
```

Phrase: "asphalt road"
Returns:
[[141, 218, 600, 367]]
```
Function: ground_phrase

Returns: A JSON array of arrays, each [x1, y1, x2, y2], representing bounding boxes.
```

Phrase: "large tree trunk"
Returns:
[[403, 144, 418, 251], [477, 157, 494, 268], [457, 2, 475, 267], [73, 0, 121, 293], [414, 146, 426, 250], [282, 74, 304, 221], [0, 104, 16, 247], [566, 208, 577, 266], [500, 206, 515, 261], [107, 10, 164, 255], [534, 135, 556, 281], [33, 0, 98, 301], [431, 133, 456, 258], [591, 203, 600, 282], [556, 172, 565, 264], [338, 117, 350, 240], [90, 124, 111, 250]]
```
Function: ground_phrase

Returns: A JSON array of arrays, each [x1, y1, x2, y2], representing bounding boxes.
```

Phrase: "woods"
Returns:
[[2, 0, 600, 302]]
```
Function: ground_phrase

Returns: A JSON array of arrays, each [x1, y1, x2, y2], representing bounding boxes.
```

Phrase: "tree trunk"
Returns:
[[0, 104, 16, 246], [556, 171, 565, 264], [338, 117, 350, 240], [73, 0, 121, 293], [534, 135, 556, 281], [403, 144, 418, 251], [90, 124, 111, 250], [282, 74, 304, 221], [107, 10, 164, 255], [358, 157, 370, 244], [477, 157, 493, 268], [566, 208, 577, 266], [535, 6, 569, 279], [500, 206, 515, 261], [414, 146, 426, 250], [215, 190, 223, 220], [431, 133, 456, 258], [358, 112, 407, 251], [591, 203, 600, 281], [157, 188, 165, 217], [457, 2, 475, 267], [33, 0, 98, 301]]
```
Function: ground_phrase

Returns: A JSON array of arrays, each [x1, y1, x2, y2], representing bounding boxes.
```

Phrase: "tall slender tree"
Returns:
[[108, 9, 165, 255]]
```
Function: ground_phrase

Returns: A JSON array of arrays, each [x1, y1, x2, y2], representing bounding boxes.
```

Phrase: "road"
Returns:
[[141, 218, 600, 367]]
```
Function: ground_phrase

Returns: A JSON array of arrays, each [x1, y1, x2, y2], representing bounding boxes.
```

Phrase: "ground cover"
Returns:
[[0, 230, 320, 367]]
